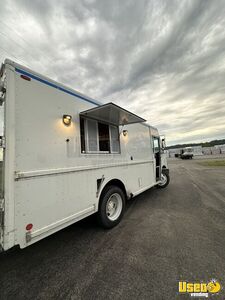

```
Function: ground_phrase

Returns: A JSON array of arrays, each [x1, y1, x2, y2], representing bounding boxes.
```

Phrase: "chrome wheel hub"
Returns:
[[106, 193, 123, 221], [158, 173, 167, 186]]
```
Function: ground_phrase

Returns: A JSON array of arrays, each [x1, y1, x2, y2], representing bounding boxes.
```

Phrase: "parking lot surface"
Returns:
[[0, 157, 225, 299]]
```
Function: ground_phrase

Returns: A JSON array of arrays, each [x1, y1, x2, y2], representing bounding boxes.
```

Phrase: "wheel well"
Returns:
[[162, 165, 166, 169], [100, 179, 127, 201]]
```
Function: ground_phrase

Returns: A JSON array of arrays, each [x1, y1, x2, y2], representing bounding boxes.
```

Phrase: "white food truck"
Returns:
[[0, 59, 169, 251]]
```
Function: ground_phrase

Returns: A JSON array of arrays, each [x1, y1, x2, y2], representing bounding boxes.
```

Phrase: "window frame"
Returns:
[[86, 118, 100, 153], [80, 117, 121, 154], [109, 124, 120, 154], [152, 136, 160, 153]]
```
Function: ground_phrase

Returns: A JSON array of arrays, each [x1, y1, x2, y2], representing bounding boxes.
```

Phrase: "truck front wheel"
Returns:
[[97, 186, 125, 229], [157, 172, 170, 188]]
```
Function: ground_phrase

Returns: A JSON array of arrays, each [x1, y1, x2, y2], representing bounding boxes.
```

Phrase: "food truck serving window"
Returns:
[[80, 117, 120, 154], [80, 102, 145, 154]]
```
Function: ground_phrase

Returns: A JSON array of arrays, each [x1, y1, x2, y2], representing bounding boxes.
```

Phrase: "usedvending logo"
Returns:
[[178, 279, 221, 298]]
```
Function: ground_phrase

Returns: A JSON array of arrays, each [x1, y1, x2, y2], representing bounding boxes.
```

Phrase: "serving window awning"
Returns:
[[80, 102, 146, 126]]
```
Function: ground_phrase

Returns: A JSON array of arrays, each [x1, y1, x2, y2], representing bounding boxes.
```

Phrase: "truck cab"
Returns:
[[151, 133, 170, 188], [158, 136, 170, 188]]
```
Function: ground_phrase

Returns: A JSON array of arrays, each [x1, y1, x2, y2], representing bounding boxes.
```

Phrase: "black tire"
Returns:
[[97, 185, 125, 229], [157, 173, 170, 189]]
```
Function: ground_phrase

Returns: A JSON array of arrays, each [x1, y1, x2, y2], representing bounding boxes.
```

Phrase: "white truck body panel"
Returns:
[[0, 59, 164, 251]]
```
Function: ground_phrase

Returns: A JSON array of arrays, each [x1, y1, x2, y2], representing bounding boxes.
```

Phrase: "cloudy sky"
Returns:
[[1, 0, 225, 145]]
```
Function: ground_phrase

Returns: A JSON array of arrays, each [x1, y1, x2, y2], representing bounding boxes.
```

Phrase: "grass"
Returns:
[[198, 159, 225, 167]]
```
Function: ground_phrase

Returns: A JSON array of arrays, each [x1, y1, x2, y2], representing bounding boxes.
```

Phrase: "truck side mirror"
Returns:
[[161, 139, 166, 149]]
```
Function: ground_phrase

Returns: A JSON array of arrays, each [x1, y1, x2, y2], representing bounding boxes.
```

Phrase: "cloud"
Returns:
[[0, 0, 225, 145]]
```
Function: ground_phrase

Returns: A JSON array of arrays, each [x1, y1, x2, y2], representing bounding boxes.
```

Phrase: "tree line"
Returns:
[[167, 139, 225, 150]]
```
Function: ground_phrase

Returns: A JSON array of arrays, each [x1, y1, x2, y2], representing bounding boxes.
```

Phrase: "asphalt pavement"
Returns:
[[0, 157, 225, 300]]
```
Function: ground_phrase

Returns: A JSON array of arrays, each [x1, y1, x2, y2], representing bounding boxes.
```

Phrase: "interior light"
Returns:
[[123, 130, 128, 136], [63, 115, 72, 126]]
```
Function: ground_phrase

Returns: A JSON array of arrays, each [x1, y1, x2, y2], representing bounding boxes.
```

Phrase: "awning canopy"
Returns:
[[80, 102, 146, 126]]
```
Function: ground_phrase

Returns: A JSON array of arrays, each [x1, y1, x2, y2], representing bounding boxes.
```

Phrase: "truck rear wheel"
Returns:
[[97, 186, 125, 229], [157, 173, 170, 188]]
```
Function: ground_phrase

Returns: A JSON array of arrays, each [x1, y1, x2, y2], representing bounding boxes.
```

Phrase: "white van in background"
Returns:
[[180, 147, 194, 159]]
